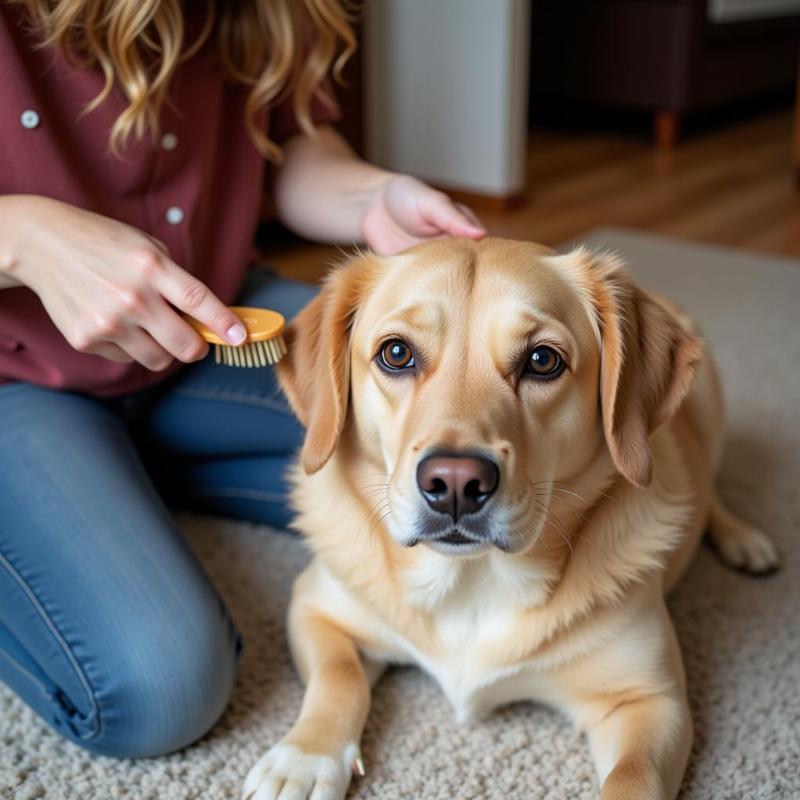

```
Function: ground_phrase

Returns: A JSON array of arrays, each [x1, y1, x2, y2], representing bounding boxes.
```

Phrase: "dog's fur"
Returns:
[[243, 238, 779, 800]]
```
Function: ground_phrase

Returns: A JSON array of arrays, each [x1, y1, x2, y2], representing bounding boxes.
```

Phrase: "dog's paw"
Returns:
[[709, 520, 780, 575], [242, 740, 359, 800]]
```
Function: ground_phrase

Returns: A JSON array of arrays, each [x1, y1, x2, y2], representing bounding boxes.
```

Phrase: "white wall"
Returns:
[[708, 0, 800, 22], [364, 0, 531, 197]]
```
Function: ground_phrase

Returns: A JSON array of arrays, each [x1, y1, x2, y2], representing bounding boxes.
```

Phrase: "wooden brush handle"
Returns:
[[184, 306, 285, 344]]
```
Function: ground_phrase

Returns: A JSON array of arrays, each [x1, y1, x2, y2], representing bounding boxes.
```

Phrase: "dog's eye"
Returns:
[[524, 346, 564, 379], [379, 339, 415, 370]]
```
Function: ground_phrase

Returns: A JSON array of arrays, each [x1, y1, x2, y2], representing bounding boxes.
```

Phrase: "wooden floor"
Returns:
[[266, 109, 800, 284]]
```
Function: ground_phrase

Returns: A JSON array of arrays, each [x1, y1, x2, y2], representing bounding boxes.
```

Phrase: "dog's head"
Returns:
[[278, 238, 702, 557]]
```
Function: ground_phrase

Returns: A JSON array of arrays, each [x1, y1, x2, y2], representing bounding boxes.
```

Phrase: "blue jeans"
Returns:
[[0, 269, 316, 758]]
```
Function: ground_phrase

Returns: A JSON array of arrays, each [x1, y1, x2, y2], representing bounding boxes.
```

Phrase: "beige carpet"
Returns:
[[2, 229, 799, 800]]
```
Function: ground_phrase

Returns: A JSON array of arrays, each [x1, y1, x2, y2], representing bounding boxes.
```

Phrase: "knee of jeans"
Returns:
[[79, 609, 241, 759]]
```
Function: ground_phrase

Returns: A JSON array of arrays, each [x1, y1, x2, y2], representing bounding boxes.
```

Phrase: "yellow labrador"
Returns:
[[243, 238, 778, 800]]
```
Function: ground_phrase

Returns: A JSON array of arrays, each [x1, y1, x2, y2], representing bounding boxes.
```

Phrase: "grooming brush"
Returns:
[[184, 306, 287, 367]]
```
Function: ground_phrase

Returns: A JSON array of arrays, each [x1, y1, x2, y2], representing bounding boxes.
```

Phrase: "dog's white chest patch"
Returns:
[[422, 616, 540, 722], [431, 658, 552, 724], [401, 558, 560, 722], [307, 559, 556, 721]]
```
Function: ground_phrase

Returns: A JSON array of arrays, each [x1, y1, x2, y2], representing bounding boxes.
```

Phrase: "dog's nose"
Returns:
[[416, 454, 499, 520]]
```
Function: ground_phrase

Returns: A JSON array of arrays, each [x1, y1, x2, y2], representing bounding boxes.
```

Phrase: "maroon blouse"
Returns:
[[0, 4, 339, 396]]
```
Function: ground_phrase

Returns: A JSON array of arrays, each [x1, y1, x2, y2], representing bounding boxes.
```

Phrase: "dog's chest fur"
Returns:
[[403, 559, 566, 721], [307, 553, 626, 723]]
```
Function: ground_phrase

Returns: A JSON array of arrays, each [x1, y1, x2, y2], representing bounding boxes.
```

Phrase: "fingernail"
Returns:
[[226, 324, 247, 345]]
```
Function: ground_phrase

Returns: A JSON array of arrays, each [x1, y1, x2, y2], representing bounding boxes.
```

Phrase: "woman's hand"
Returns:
[[360, 174, 486, 255], [273, 126, 485, 256], [0, 195, 247, 370]]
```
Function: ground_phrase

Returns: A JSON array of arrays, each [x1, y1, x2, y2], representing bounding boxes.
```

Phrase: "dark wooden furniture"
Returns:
[[530, 0, 800, 146]]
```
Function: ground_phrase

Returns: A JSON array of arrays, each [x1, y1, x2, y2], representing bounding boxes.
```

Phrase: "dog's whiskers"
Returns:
[[534, 490, 586, 528], [368, 507, 394, 539], [359, 485, 391, 497], [532, 499, 574, 554], [536, 478, 614, 504], [357, 480, 392, 503], [355, 472, 396, 538], [361, 493, 392, 539], [358, 480, 391, 489], [531, 481, 588, 504], [545, 487, 587, 504]]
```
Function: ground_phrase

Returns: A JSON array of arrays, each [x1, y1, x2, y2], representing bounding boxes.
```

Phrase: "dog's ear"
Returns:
[[277, 255, 379, 475], [579, 250, 704, 487]]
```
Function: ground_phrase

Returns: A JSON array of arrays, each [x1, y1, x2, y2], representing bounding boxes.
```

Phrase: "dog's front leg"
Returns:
[[585, 689, 692, 800], [243, 603, 372, 800], [572, 607, 693, 800]]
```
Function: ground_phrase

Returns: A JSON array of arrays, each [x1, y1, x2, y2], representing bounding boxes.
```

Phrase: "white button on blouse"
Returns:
[[20, 109, 40, 129], [160, 132, 178, 151], [165, 206, 184, 225]]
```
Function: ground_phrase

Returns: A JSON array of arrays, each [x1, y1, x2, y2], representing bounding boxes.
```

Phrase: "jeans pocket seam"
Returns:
[[0, 551, 102, 740]]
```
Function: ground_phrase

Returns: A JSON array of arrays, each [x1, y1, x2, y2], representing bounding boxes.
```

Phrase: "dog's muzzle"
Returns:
[[408, 450, 501, 550]]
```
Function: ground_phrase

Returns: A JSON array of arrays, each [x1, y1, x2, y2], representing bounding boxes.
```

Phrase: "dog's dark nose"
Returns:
[[416, 454, 499, 520]]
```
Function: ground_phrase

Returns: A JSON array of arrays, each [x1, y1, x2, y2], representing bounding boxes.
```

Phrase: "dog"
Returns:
[[242, 238, 779, 800]]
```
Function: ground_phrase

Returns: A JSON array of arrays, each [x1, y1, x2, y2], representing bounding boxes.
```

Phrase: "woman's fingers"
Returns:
[[144, 234, 172, 256], [455, 202, 485, 233], [113, 328, 176, 372], [143, 297, 211, 363], [87, 307, 208, 369], [83, 328, 172, 371], [418, 191, 486, 239], [87, 342, 135, 364], [86, 278, 209, 366], [91, 252, 226, 367], [143, 253, 247, 346]]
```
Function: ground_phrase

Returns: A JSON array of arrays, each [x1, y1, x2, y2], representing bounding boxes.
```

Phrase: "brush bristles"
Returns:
[[213, 335, 287, 368]]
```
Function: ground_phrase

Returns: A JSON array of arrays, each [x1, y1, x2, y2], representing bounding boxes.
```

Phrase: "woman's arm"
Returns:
[[272, 125, 486, 255], [0, 195, 248, 368]]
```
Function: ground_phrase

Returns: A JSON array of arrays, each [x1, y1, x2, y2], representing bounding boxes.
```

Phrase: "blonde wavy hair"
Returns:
[[13, 0, 356, 161]]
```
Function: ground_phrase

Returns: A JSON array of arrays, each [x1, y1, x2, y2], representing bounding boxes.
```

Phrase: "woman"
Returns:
[[0, 0, 485, 758]]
